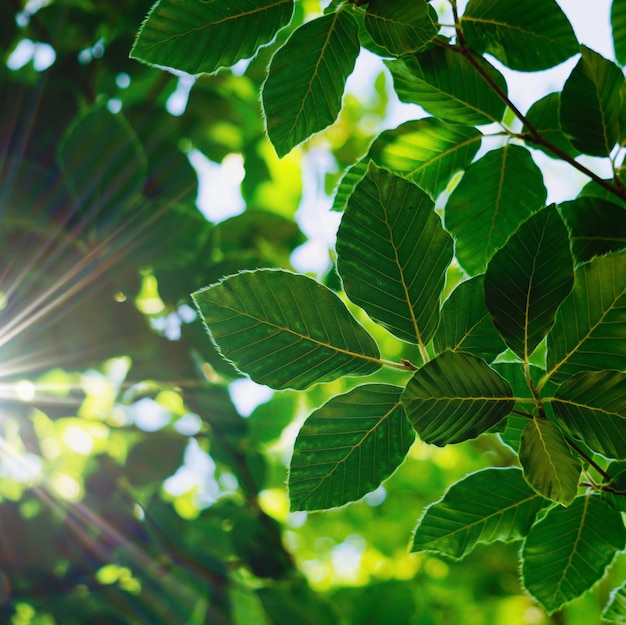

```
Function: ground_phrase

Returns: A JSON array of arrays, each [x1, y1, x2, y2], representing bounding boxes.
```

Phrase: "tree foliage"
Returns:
[[1, 0, 625, 624]]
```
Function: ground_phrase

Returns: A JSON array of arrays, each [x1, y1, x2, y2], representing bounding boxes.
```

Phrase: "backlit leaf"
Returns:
[[369, 118, 483, 198], [461, 0, 578, 71], [522, 494, 626, 613], [386, 46, 507, 126], [192, 270, 381, 390], [263, 10, 360, 157], [364, 0, 437, 56], [433, 275, 506, 362], [484, 206, 574, 360], [519, 418, 581, 505], [412, 467, 547, 559], [131, 0, 294, 74], [545, 251, 626, 384], [445, 145, 547, 275], [523, 93, 578, 159], [402, 351, 514, 446], [604, 582, 626, 623], [560, 46, 624, 157], [289, 384, 413, 511], [550, 369, 626, 459], [612, 0, 626, 65], [560, 197, 626, 264], [336, 165, 453, 349]]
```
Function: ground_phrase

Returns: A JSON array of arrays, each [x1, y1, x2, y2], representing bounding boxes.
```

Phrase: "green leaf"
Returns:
[[386, 46, 507, 126], [484, 206, 574, 360], [58, 106, 147, 233], [522, 494, 626, 613], [336, 165, 453, 349], [545, 251, 626, 384], [603, 461, 626, 513], [461, 0, 578, 71], [560, 46, 624, 157], [125, 431, 188, 488], [369, 118, 483, 198], [445, 145, 547, 275], [523, 93, 579, 159], [560, 197, 626, 265], [612, 0, 626, 65], [412, 467, 547, 559], [433, 275, 506, 362], [604, 582, 626, 623], [192, 269, 381, 390], [364, 0, 437, 56], [262, 10, 360, 157], [131, 0, 294, 74], [402, 351, 514, 446], [289, 384, 414, 511], [519, 418, 581, 506], [550, 369, 626, 459], [331, 159, 369, 212]]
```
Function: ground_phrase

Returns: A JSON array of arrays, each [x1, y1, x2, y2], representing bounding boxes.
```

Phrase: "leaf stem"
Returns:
[[564, 436, 611, 481]]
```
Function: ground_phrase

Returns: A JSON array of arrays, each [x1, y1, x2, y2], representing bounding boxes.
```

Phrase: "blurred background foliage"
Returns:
[[0, 1, 622, 624]]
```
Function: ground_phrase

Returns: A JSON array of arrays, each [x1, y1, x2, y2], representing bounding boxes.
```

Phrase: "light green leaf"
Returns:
[[461, 0, 578, 71], [519, 418, 581, 506], [402, 351, 514, 446], [336, 165, 453, 349], [364, 0, 437, 56], [560, 46, 624, 157], [560, 197, 626, 265], [131, 0, 294, 74], [604, 582, 626, 623], [612, 0, 626, 65], [445, 145, 547, 275], [522, 494, 626, 613], [523, 93, 578, 159], [386, 46, 507, 126], [289, 384, 414, 511], [412, 467, 547, 559], [545, 251, 626, 384], [262, 10, 360, 157], [433, 275, 506, 362], [484, 206, 574, 360], [192, 269, 381, 390], [549, 370, 626, 459], [58, 106, 147, 234], [331, 159, 368, 212], [369, 118, 483, 198]]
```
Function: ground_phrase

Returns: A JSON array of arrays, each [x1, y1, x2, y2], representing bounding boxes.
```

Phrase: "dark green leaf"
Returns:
[[289, 384, 414, 511], [445, 145, 547, 275], [560, 197, 626, 264], [604, 582, 626, 623], [369, 118, 483, 198], [58, 106, 147, 233], [331, 159, 369, 212], [386, 46, 507, 126], [412, 467, 547, 559], [262, 10, 360, 157], [364, 0, 437, 56], [550, 369, 626, 459], [603, 461, 626, 513], [523, 93, 578, 159], [519, 418, 581, 505], [522, 494, 626, 613], [484, 206, 574, 360], [545, 251, 626, 384], [612, 0, 626, 65], [560, 46, 624, 157], [336, 165, 453, 349], [125, 431, 188, 488], [402, 351, 514, 446], [433, 275, 506, 361], [131, 0, 294, 74], [192, 269, 381, 390], [461, 0, 578, 71]]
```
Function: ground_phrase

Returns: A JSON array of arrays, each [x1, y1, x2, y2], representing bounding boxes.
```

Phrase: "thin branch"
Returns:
[[564, 437, 611, 481]]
